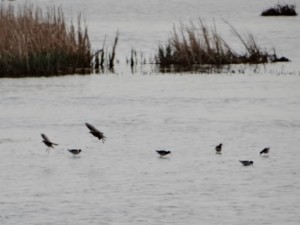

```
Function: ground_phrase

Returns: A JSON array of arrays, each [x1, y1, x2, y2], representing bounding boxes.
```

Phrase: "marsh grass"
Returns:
[[156, 20, 280, 70], [261, 4, 297, 16], [108, 31, 119, 69], [0, 4, 92, 77], [93, 31, 120, 73]]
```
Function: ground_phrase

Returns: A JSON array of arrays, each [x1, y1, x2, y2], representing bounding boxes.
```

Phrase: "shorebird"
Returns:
[[41, 133, 58, 152], [239, 160, 254, 166], [215, 143, 222, 154], [260, 147, 270, 155], [85, 122, 106, 143], [68, 149, 82, 156], [156, 150, 171, 157]]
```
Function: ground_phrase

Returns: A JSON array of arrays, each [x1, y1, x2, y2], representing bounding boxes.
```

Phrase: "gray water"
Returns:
[[1, 0, 300, 224]]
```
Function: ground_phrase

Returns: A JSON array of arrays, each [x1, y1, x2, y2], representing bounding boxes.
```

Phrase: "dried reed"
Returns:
[[0, 4, 92, 77], [109, 31, 119, 69], [156, 20, 276, 69]]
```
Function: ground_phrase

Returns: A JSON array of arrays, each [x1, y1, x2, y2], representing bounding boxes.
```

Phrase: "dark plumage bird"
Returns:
[[239, 160, 254, 166], [156, 150, 171, 157], [85, 122, 106, 143], [215, 143, 222, 154], [68, 149, 81, 156], [260, 147, 270, 155], [41, 133, 58, 152]]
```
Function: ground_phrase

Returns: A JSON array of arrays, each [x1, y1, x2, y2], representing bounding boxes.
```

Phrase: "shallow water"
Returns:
[[1, 74, 300, 224], [1, 0, 300, 224]]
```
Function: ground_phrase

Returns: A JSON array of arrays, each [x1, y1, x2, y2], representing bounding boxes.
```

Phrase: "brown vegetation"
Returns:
[[0, 4, 92, 77], [155, 20, 287, 71]]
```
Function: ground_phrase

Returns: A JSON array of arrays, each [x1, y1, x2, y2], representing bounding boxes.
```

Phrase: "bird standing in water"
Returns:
[[85, 122, 106, 143], [156, 150, 171, 157], [215, 143, 222, 154], [41, 133, 58, 152], [239, 160, 254, 166], [68, 149, 82, 156]]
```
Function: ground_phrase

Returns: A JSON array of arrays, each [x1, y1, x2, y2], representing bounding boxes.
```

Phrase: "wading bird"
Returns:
[[68, 149, 82, 156], [85, 122, 106, 143], [156, 150, 171, 157], [215, 143, 222, 154], [239, 160, 254, 166], [41, 133, 58, 152], [260, 147, 270, 155]]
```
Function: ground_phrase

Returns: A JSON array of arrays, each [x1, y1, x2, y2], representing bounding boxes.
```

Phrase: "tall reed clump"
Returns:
[[0, 4, 92, 77], [156, 20, 278, 69]]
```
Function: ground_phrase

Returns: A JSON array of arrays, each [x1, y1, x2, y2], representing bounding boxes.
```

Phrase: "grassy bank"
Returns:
[[0, 4, 92, 77], [155, 20, 287, 71]]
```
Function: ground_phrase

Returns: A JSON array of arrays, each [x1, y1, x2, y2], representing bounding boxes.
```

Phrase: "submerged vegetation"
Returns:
[[261, 4, 297, 16], [93, 31, 119, 73], [155, 20, 288, 71]]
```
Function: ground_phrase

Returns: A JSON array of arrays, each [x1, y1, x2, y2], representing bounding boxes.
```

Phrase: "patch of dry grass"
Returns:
[[156, 20, 277, 69], [0, 4, 92, 77]]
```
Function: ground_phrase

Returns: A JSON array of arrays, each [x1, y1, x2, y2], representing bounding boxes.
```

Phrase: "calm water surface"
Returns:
[[1, 0, 300, 224], [1, 74, 300, 225]]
